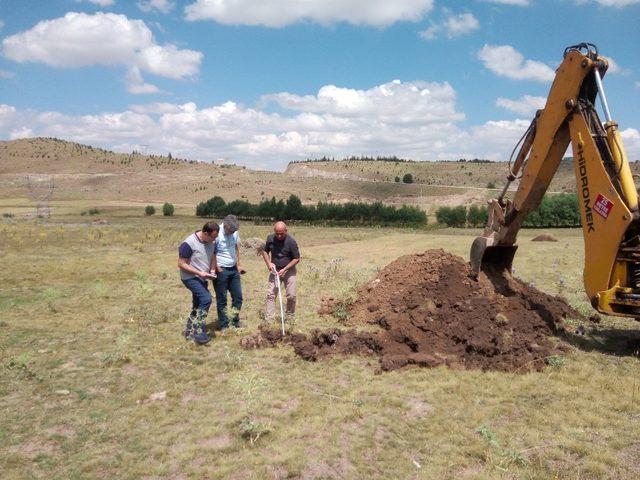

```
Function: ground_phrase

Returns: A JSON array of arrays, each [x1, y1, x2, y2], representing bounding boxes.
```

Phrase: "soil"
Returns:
[[532, 233, 558, 242], [242, 249, 580, 372]]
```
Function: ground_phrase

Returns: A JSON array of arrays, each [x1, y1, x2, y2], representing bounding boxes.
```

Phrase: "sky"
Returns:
[[1, 0, 639, 171]]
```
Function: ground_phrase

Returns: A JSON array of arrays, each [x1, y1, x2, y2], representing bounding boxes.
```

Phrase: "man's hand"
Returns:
[[208, 269, 217, 279], [197, 270, 211, 279], [277, 268, 287, 278], [267, 262, 276, 272]]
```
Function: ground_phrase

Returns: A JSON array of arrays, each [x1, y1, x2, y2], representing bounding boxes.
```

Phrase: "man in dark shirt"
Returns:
[[261, 221, 301, 323]]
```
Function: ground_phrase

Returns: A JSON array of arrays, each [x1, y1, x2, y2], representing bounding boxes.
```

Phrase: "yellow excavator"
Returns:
[[470, 42, 640, 319]]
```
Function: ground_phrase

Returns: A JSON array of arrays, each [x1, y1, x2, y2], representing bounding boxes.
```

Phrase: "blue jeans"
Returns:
[[214, 266, 243, 328], [182, 277, 213, 315]]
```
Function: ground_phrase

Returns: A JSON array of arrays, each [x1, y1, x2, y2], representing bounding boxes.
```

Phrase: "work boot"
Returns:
[[192, 311, 212, 345], [183, 311, 197, 341]]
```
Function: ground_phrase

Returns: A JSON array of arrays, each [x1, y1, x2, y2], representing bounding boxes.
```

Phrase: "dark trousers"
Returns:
[[214, 266, 243, 328], [182, 277, 212, 315]]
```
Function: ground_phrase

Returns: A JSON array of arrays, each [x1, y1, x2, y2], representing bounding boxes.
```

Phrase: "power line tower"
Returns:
[[26, 175, 55, 218]]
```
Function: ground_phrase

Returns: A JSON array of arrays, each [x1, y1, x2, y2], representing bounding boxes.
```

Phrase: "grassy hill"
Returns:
[[4, 137, 626, 218], [286, 157, 591, 193], [0, 138, 499, 215]]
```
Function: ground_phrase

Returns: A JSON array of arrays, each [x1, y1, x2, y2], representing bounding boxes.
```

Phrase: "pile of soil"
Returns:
[[242, 249, 580, 372], [532, 233, 558, 242]]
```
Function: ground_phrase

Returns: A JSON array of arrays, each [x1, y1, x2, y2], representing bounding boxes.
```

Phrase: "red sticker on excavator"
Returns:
[[593, 194, 613, 219]]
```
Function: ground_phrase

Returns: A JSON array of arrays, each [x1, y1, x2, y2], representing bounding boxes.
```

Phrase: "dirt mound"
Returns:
[[532, 233, 558, 242], [243, 250, 580, 372]]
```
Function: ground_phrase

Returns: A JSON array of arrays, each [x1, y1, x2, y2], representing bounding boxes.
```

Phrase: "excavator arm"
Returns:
[[470, 43, 640, 318]]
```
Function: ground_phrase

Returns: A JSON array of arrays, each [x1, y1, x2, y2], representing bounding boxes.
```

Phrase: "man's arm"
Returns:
[[178, 257, 211, 278], [261, 250, 275, 271], [235, 243, 246, 273], [278, 257, 300, 277]]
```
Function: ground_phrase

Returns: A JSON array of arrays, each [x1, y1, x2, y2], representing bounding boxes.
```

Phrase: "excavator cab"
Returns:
[[470, 43, 640, 318]]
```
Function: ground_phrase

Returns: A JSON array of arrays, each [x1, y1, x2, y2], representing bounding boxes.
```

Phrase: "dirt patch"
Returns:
[[243, 250, 579, 372], [532, 233, 558, 242]]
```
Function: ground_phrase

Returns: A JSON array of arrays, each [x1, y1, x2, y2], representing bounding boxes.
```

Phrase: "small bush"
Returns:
[[162, 202, 174, 216], [402, 173, 414, 184], [394, 176, 400, 183], [487, 181, 496, 189], [88, 208, 100, 215], [145, 205, 156, 216], [435, 206, 467, 227], [2, 213, 14, 218]]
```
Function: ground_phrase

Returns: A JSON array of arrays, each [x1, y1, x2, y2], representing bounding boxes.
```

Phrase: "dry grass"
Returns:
[[0, 213, 639, 479]]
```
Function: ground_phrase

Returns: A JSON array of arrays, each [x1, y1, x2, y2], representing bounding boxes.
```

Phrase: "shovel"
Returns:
[[272, 266, 286, 336]]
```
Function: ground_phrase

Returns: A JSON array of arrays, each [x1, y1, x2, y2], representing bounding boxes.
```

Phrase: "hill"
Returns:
[[2, 137, 619, 215], [0, 138, 497, 212], [286, 157, 586, 193]]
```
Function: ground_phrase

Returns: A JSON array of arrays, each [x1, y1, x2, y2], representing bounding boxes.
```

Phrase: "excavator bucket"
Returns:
[[470, 236, 518, 278]]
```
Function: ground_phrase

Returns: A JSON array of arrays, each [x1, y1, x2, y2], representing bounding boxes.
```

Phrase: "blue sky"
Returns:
[[1, 0, 639, 170]]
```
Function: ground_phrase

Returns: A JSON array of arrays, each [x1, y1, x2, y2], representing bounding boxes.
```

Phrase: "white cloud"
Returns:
[[10, 126, 34, 139], [483, 0, 529, 5], [0, 104, 17, 130], [184, 0, 434, 27], [78, 0, 116, 6], [138, 0, 175, 14], [496, 95, 546, 116], [577, 0, 640, 6], [126, 66, 160, 94], [0, 69, 15, 79], [420, 11, 479, 40], [621, 129, 640, 160], [444, 13, 480, 37], [2, 79, 638, 169], [2, 12, 202, 90], [478, 44, 555, 82], [604, 57, 630, 75]]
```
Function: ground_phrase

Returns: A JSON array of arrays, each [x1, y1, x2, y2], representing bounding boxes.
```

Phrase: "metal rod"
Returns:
[[594, 68, 612, 123]]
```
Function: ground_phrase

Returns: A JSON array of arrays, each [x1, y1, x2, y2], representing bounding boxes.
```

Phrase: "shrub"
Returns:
[[195, 194, 427, 225], [394, 176, 400, 183], [435, 206, 467, 227], [524, 193, 580, 227], [402, 173, 414, 184], [145, 205, 156, 216], [2, 213, 14, 218], [467, 205, 488, 227], [162, 203, 174, 216], [487, 181, 496, 189], [88, 208, 100, 215]]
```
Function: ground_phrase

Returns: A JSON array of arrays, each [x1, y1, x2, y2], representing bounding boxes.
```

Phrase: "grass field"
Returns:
[[1, 212, 639, 479]]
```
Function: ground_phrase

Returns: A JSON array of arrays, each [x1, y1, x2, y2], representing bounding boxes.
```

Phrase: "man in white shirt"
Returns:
[[211, 214, 245, 329]]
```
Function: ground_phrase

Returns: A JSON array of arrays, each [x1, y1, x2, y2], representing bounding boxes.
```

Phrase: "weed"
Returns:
[[333, 303, 350, 321], [476, 425, 499, 447], [547, 355, 565, 369], [6, 353, 42, 381], [237, 415, 271, 444]]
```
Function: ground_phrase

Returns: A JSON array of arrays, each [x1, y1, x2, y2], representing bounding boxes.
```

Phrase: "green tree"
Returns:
[[467, 205, 488, 227], [435, 206, 466, 227], [162, 202, 174, 216], [284, 195, 304, 219], [402, 173, 414, 184], [145, 205, 156, 216]]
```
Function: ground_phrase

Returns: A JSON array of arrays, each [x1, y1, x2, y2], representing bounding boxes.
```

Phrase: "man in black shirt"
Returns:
[[261, 221, 301, 323]]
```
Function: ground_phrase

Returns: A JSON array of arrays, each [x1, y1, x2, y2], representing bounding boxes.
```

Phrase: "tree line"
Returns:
[[435, 193, 581, 228], [196, 195, 427, 226]]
